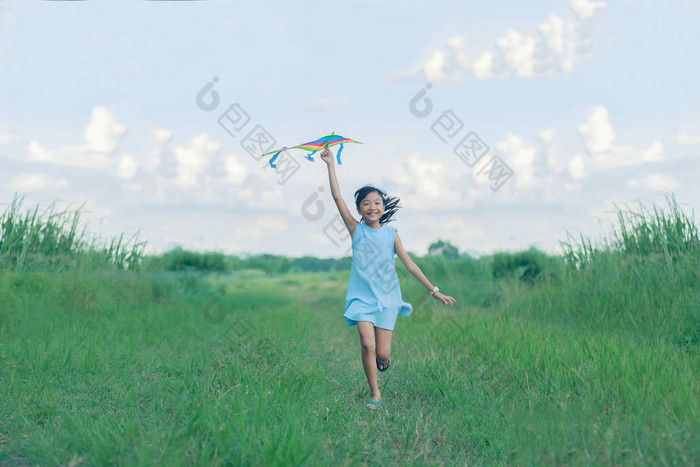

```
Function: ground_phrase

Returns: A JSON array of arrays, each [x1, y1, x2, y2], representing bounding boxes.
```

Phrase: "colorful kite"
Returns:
[[261, 132, 362, 168]]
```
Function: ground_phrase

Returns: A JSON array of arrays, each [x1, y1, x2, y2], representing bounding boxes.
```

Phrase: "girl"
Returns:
[[320, 147, 457, 410]]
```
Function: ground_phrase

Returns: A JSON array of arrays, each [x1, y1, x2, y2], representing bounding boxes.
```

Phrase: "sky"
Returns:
[[2, 0, 700, 258]]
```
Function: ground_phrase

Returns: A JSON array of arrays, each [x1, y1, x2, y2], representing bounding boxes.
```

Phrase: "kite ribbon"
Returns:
[[336, 143, 344, 165], [268, 147, 286, 169]]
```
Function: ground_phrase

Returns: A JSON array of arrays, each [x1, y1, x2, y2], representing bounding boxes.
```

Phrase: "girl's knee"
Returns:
[[361, 338, 375, 354]]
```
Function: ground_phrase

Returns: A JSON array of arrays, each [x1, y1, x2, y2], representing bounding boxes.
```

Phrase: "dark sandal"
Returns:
[[376, 357, 391, 372]]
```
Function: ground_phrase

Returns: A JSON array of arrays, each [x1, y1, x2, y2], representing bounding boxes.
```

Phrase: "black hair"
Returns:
[[354, 185, 401, 225]]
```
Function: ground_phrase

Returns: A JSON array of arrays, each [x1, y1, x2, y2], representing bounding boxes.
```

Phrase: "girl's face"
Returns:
[[357, 191, 385, 225]]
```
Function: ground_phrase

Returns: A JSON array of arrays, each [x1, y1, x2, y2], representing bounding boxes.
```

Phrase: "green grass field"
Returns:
[[1, 196, 699, 465]]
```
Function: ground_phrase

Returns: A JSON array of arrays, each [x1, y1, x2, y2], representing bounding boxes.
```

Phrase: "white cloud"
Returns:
[[672, 131, 700, 146], [117, 155, 138, 179], [538, 14, 578, 74], [223, 154, 248, 185], [577, 105, 663, 169], [232, 217, 288, 241], [306, 96, 349, 112], [8, 173, 68, 192], [26, 141, 55, 162], [24, 106, 125, 170], [539, 14, 565, 56], [640, 140, 663, 161], [397, 35, 471, 82], [538, 128, 584, 180], [174, 133, 220, 188], [627, 174, 681, 192], [538, 128, 563, 172], [83, 106, 126, 153], [458, 126, 597, 203], [568, 155, 586, 179], [493, 28, 537, 78], [117, 133, 287, 210], [412, 1, 606, 82], [564, 182, 582, 192], [578, 106, 614, 153], [570, 0, 606, 19], [497, 133, 538, 188], [256, 188, 285, 209], [391, 151, 468, 209], [477, 11, 590, 78], [425, 36, 470, 81], [142, 128, 172, 173], [0, 130, 17, 145], [472, 51, 496, 80]]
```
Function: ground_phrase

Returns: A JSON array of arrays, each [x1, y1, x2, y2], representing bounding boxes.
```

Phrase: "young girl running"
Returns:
[[320, 147, 457, 410]]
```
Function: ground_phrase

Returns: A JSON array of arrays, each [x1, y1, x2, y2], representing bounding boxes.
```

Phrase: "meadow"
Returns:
[[1, 195, 699, 466]]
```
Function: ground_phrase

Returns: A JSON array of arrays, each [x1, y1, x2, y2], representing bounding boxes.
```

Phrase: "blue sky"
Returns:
[[2, 0, 699, 257]]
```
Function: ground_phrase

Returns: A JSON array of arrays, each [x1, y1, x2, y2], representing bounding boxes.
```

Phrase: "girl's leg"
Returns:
[[375, 327, 393, 371], [357, 321, 380, 407]]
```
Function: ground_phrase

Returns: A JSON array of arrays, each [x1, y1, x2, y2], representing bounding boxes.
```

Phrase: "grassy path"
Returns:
[[1, 270, 698, 465]]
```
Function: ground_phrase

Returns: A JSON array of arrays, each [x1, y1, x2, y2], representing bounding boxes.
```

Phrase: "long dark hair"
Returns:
[[354, 185, 401, 225]]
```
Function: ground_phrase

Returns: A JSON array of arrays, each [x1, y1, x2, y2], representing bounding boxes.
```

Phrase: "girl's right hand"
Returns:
[[433, 292, 457, 306], [320, 147, 333, 165]]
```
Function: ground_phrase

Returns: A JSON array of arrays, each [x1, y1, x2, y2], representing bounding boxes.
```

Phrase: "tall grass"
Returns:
[[561, 194, 699, 269], [0, 194, 145, 271], [504, 195, 700, 353]]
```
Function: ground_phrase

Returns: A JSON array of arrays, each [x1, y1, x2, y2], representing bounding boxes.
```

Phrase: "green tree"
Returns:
[[427, 240, 459, 259]]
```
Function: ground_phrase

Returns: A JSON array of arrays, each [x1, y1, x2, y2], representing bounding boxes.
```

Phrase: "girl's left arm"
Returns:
[[394, 234, 457, 306]]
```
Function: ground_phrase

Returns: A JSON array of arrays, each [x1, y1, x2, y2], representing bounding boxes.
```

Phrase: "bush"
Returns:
[[491, 247, 549, 285], [427, 240, 460, 259], [147, 247, 226, 272]]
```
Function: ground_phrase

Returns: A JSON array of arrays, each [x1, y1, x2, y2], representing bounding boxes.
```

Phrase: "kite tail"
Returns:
[[336, 143, 344, 165], [268, 148, 286, 169], [305, 150, 317, 162]]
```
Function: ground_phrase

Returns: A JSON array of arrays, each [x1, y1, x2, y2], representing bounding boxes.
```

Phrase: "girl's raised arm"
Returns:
[[320, 147, 358, 237]]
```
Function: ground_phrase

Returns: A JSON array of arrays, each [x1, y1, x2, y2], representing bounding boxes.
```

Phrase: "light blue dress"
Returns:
[[343, 222, 413, 331]]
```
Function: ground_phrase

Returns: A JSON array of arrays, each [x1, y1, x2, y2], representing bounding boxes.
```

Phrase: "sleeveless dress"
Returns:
[[343, 222, 413, 331]]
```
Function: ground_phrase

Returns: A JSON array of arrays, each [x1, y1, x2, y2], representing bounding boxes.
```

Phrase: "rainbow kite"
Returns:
[[261, 132, 361, 168]]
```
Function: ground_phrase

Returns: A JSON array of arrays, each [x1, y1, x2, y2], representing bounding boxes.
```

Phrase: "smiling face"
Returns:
[[357, 191, 385, 227]]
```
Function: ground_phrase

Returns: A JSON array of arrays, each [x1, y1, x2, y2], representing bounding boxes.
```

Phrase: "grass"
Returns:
[[1, 196, 699, 465], [0, 195, 145, 271], [561, 194, 698, 269], [2, 269, 698, 465]]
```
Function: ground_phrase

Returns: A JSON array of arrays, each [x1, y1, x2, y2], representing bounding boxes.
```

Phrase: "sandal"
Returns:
[[376, 357, 391, 372], [366, 400, 381, 410]]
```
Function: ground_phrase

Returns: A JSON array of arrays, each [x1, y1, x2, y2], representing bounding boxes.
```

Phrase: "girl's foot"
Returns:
[[366, 400, 381, 410], [376, 357, 391, 372], [367, 392, 381, 410]]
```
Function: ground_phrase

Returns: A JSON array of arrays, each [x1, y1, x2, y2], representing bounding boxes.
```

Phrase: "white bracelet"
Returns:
[[429, 286, 439, 296]]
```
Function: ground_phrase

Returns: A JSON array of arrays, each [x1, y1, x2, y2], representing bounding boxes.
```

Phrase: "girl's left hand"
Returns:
[[433, 292, 456, 306], [320, 147, 333, 165]]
